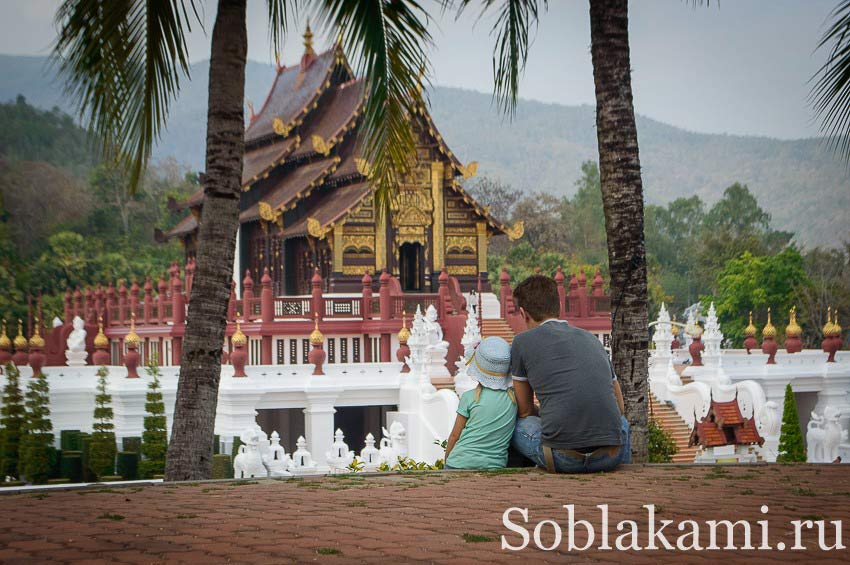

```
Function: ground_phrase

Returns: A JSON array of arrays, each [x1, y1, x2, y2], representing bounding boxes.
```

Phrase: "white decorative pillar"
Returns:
[[303, 390, 339, 472], [652, 303, 673, 359], [702, 302, 724, 367]]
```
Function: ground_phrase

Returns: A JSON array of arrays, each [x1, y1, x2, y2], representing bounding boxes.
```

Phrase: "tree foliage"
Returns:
[[20, 372, 53, 484], [0, 363, 25, 479], [89, 366, 116, 479], [777, 384, 807, 463], [140, 357, 167, 479], [647, 417, 678, 463]]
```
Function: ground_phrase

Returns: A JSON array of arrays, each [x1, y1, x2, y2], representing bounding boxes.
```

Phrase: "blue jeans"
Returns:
[[511, 415, 631, 473]]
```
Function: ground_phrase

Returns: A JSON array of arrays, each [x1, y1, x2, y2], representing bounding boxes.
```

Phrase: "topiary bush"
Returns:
[[212, 454, 232, 479], [60, 430, 81, 451], [777, 383, 806, 462], [20, 371, 53, 484], [140, 358, 167, 478], [647, 417, 679, 463], [0, 363, 25, 479], [122, 437, 141, 453], [117, 451, 139, 481], [60, 450, 82, 483], [89, 367, 117, 479]]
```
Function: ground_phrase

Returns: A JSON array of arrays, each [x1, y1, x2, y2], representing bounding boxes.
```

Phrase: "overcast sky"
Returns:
[[0, 0, 837, 139]]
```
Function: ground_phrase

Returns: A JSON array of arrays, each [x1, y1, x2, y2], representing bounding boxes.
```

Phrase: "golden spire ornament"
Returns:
[[124, 313, 140, 348], [762, 307, 776, 339], [833, 310, 842, 336], [823, 306, 835, 336], [303, 19, 315, 56], [310, 311, 324, 345], [0, 319, 10, 349], [398, 310, 410, 343], [28, 317, 44, 349], [744, 311, 757, 337], [785, 306, 802, 338], [94, 316, 109, 349], [13, 319, 27, 350], [231, 313, 247, 347]]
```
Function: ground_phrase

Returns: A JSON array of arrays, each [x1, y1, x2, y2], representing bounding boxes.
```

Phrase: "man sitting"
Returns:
[[509, 275, 630, 473]]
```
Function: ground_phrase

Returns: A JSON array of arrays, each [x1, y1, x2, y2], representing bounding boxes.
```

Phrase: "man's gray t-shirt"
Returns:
[[510, 320, 622, 450]]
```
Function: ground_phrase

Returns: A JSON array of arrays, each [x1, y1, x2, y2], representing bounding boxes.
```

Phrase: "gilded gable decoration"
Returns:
[[459, 161, 478, 179], [272, 117, 291, 136], [355, 158, 372, 178], [343, 235, 375, 254], [258, 201, 284, 231], [307, 217, 330, 240], [446, 236, 476, 254], [312, 134, 332, 156], [505, 220, 525, 241]]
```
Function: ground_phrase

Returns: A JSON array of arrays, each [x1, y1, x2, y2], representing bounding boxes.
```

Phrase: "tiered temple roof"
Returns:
[[164, 30, 514, 248]]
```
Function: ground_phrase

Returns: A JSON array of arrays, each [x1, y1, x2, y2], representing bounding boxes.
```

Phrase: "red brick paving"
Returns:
[[1, 465, 849, 563]]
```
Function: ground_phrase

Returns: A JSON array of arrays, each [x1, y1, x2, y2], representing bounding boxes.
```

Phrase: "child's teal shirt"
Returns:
[[445, 387, 517, 469]]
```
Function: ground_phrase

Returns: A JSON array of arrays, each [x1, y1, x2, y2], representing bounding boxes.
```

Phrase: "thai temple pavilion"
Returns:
[[163, 25, 523, 296]]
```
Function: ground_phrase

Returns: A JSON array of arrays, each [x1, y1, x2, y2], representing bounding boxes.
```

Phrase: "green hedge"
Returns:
[[122, 437, 141, 453], [117, 451, 139, 481], [60, 451, 82, 483], [60, 430, 82, 452], [212, 454, 232, 479]]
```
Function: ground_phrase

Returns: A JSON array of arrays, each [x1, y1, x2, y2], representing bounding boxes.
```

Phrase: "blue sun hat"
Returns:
[[466, 336, 512, 391]]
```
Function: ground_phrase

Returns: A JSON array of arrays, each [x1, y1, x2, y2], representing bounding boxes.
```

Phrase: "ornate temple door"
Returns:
[[399, 242, 424, 292]]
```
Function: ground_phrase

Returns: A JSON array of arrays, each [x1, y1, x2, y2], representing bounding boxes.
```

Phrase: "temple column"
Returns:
[[375, 207, 387, 272], [332, 221, 345, 274], [476, 221, 488, 275], [431, 161, 445, 271]]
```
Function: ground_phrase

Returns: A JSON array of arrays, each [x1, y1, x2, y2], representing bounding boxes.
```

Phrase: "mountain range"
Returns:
[[1, 54, 847, 248]]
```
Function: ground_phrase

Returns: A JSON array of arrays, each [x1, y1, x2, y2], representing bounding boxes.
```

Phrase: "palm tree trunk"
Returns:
[[164, 0, 247, 481], [588, 0, 649, 462]]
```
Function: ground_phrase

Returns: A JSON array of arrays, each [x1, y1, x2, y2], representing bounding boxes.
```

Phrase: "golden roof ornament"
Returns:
[[785, 306, 802, 338], [823, 306, 835, 336], [0, 319, 10, 349], [28, 317, 45, 349], [398, 311, 411, 343], [13, 319, 27, 350], [231, 314, 247, 347], [833, 310, 842, 336], [310, 312, 324, 345], [744, 311, 757, 337], [671, 315, 679, 337], [303, 20, 315, 56], [505, 220, 524, 241], [94, 316, 109, 349], [762, 307, 776, 339], [124, 313, 140, 347]]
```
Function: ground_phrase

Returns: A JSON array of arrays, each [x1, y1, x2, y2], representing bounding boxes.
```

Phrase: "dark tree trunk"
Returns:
[[589, 0, 649, 462], [164, 0, 247, 481]]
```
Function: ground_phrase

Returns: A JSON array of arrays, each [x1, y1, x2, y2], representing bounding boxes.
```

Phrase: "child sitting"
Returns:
[[444, 336, 517, 469]]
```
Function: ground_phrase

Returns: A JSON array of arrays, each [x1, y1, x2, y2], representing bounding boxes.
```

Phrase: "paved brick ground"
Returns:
[[2, 465, 850, 563]]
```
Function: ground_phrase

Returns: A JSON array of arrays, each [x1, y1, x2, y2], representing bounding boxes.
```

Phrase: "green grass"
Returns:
[[462, 533, 495, 543], [97, 513, 125, 521], [30, 493, 50, 499], [800, 515, 824, 521], [741, 488, 754, 495], [792, 487, 816, 497], [316, 547, 341, 555]]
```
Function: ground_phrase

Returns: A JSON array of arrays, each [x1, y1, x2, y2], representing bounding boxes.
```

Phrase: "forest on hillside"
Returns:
[[0, 97, 847, 350], [0, 55, 847, 248], [0, 97, 196, 324], [467, 164, 850, 349]]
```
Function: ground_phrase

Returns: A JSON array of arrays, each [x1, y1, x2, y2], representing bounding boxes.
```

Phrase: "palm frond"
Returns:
[[267, 0, 297, 55], [311, 0, 432, 217], [53, 0, 198, 192], [448, 0, 546, 116], [811, 0, 850, 161]]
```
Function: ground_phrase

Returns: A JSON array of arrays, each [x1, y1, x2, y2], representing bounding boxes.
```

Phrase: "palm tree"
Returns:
[[451, 0, 649, 460], [53, 0, 432, 480], [812, 0, 850, 161]]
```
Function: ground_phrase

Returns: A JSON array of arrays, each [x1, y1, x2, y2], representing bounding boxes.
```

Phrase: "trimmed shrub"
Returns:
[[139, 359, 167, 478], [48, 446, 61, 479], [0, 363, 25, 479], [60, 430, 81, 451], [60, 451, 83, 483], [122, 437, 141, 453], [80, 434, 93, 482], [214, 434, 220, 455], [117, 451, 139, 481], [212, 454, 232, 479], [100, 475, 123, 482], [648, 418, 679, 463], [89, 367, 116, 479], [20, 372, 53, 484], [777, 383, 806, 462]]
